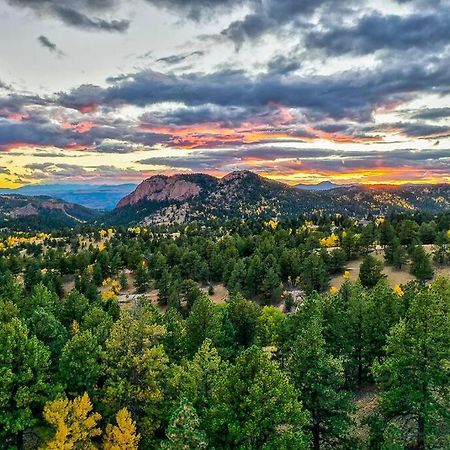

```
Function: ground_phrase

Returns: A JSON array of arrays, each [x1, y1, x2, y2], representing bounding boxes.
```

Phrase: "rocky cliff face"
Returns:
[[117, 175, 206, 208]]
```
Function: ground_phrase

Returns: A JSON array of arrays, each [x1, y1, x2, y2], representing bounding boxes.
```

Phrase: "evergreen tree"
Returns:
[[59, 330, 102, 397], [260, 267, 282, 304], [184, 295, 222, 356], [173, 339, 225, 427], [102, 312, 169, 443], [227, 293, 260, 349], [162, 399, 207, 450], [379, 221, 396, 246], [410, 245, 434, 282], [26, 307, 68, 364], [300, 253, 329, 293], [0, 318, 51, 447], [180, 278, 203, 312], [134, 261, 149, 293], [209, 346, 309, 449], [287, 308, 354, 450], [60, 290, 90, 327], [384, 238, 407, 269], [373, 286, 450, 449], [359, 255, 384, 288]]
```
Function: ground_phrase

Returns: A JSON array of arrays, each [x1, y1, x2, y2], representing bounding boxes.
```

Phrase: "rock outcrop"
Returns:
[[117, 175, 202, 207]]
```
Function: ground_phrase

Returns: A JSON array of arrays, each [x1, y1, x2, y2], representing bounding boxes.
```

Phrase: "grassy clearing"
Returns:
[[330, 246, 448, 290]]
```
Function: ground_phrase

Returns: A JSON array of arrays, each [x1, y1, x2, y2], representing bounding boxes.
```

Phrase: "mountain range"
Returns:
[[295, 181, 346, 190], [0, 195, 100, 230], [3, 171, 450, 229], [0, 184, 136, 210], [107, 171, 450, 226]]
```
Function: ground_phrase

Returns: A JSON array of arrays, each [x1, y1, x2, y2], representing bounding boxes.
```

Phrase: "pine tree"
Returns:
[[173, 339, 225, 427], [0, 318, 51, 447], [103, 408, 140, 449], [359, 255, 384, 288], [102, 312, 169, 443], [287, 304, 354, 450], [384, 238, 407, 269], [162, 399, 207, 450], [134, 261, 149, 293], [209, 346, 309, 449], [59, 330, 102, 397], [373, 285, 450, 449], [410, 245, 434, 282], [42, 392, 102, 449], [300, 253, 329, 293], [184, 295, 222, 356]]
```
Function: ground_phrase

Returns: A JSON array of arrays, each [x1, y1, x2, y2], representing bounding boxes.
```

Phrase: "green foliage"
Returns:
[[359, 255, 384, 288], [102, 311, 169, 444], [1, 215, 449, 448], [384, 238, 407, 269], [134, 262, 149, 293], [410, 245, 434, 282], [0, 318, 51, 446], [300, 253, 329, 293], [287, 303, 354, 449], [58, 330, 102, 397], [373, 283, 450, 449], [209, 346, 310, 449], [184, 295, 222, 356], [162, 399, 207, 450]]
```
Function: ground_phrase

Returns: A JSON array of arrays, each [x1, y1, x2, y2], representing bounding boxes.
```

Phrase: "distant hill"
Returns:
[[295, 181, 348, 191], [0, 195, 100, 230], [107, 171, 450, 226], [0, 184, 136, 210]]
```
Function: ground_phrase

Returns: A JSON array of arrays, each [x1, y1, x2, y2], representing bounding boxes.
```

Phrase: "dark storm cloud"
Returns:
[[392, 123, 450, 138], [306, 12, 450, 55], [138, 146, 450, 174], [220, 0, 352, 48], [0, 93, 49, 116], [56, 48, 450, 121], [0, 81, 12, 91], [140, 104, 295, 127], [0, 110, 172, 151], [139, 147, 338, 170], [38, 35, 64, 56], [144, 0, 247, 20], [409, 108, 450, 120], [156, 51, 205, 65], [266, 55, 302, 76], [0, 117, 86, 150], [7, 0, 129, 32]]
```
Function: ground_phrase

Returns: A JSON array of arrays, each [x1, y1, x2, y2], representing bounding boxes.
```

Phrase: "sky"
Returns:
[[1, 0, 450, 187]]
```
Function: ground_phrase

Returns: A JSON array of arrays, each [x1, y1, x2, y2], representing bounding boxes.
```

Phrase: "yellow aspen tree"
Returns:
[[42, 392, 102, 449], [103, 408, 140, 449]]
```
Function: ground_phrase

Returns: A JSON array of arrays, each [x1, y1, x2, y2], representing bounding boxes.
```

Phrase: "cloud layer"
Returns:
[[2, 0, 450, 185]]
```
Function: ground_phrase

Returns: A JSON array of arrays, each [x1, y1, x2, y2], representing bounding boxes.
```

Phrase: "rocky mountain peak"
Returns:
[[117, 173, 204, 208], [221, 170, 261, 183]]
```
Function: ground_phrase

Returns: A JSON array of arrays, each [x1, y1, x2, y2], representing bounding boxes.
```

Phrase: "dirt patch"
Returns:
[[330, 249, 416, 289], [352, 383, 380, 446], [201, 283, 229, 304]]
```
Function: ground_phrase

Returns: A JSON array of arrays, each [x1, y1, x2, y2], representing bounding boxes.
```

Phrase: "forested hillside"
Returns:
[[108, 171, 450, 226], [0, 213, 449, 449]]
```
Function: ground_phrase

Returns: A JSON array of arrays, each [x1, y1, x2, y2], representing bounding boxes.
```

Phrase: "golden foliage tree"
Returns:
[[103, 408, 140, 449], [42, 392, 102, 449]]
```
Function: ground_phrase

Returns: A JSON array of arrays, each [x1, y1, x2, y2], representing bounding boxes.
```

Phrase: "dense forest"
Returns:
[[0, 212, 449, 449]]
